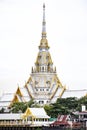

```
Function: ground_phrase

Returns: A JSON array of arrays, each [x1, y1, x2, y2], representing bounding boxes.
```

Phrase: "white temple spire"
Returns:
[[42, 3, 46, 38]]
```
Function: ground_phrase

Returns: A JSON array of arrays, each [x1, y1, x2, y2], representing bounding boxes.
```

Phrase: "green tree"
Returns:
[[10, 99, 34, 113], [44, 97, 79, 118], [77, 96, 87, 111]]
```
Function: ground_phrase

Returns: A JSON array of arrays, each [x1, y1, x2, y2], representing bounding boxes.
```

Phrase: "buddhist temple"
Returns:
[[9, 3, 66, 106], [9, 4, 66, 106], [0, 4, 87, 109]]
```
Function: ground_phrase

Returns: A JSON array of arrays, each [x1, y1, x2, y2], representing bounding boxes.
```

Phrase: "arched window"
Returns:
[[42, 67, 44, 71]]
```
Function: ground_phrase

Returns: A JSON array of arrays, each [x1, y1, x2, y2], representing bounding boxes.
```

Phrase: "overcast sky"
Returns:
[[0, 0, 87, 95]]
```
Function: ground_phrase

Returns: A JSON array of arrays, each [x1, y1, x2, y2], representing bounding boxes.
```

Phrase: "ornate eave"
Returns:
[[22, 107, 35, 119], [59, 86, 66, 98], [9, 94, 19, 107], [16, 87, 23, 97]]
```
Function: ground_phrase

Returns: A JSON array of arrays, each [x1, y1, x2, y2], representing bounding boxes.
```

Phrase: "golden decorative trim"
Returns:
[[59, 86, 66, 98]]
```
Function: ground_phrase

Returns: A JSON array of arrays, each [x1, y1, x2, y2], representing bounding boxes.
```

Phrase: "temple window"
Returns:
[[47, 100, 49, 103], [39, 100, 44, 104], [36, 88, 38, 91], [46, 88, 49, 91], [36, 119, 38, 121], [45, 119, 47, 121]]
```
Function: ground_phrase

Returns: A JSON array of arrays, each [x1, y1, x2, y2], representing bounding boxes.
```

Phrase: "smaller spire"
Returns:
[[42, 3, 46, 38]]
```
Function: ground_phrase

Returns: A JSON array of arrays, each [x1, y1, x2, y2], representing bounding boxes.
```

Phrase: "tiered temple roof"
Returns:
[[0, 4, 87, 109]]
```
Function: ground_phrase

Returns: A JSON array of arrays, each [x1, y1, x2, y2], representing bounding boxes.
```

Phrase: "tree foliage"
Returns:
[[44, 96, 87, 118], [10, 99, 34, 113]]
